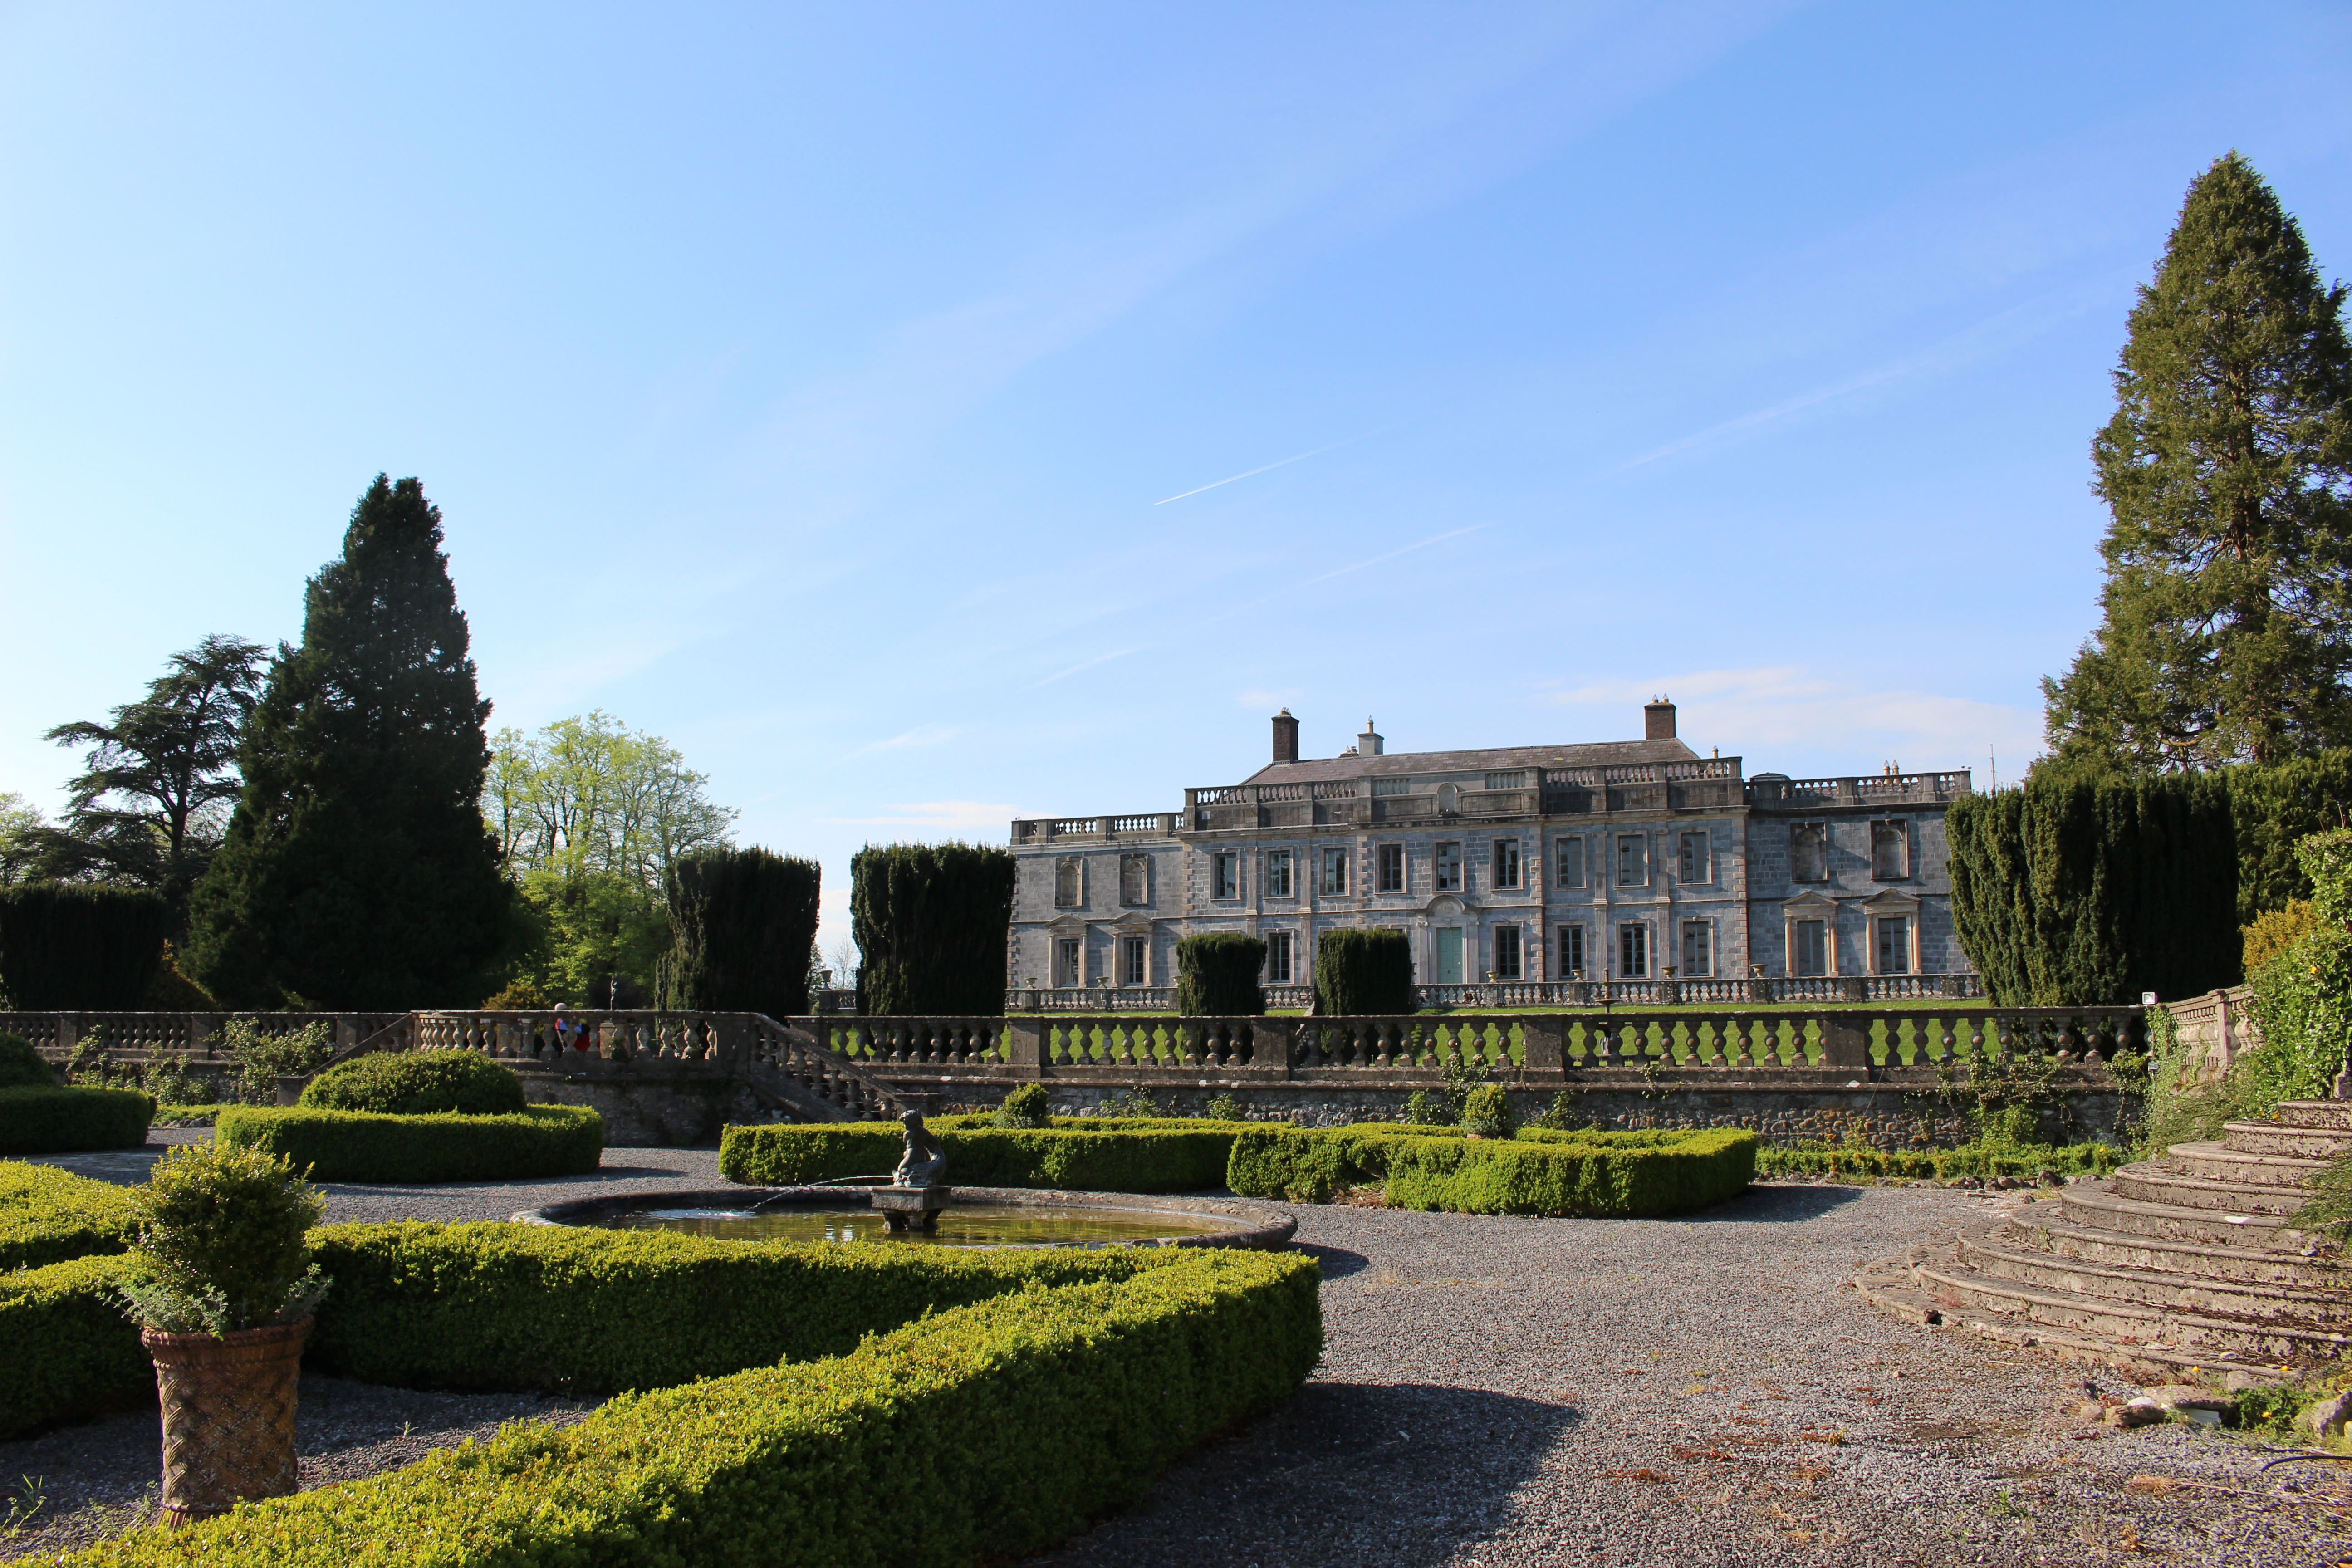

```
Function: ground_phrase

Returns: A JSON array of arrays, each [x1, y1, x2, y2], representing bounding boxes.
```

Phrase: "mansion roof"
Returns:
[[1240, 735, 1699, 788]]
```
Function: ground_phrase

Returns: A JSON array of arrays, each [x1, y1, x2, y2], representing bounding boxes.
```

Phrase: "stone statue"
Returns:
[[893, 1110, 946, 1189]]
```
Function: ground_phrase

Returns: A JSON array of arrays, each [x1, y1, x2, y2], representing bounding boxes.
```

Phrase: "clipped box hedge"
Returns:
[[37, 1244, 1319, 1564], [1228, 1125, 1759, 1217], [0, 1252, 151, 1437], [720, 1122, 1243, 1194], [0, 1161, 138, 1271], [215, 1104, 603, 1183], [0, 1084, 153, 1156]]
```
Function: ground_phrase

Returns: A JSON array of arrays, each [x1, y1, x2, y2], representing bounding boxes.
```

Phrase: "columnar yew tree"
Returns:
[[668, 847, 821, 1019], [187, 476, 510, 1008], [2046, 153, 2352, 770], [849, 843, 1014, 1016]]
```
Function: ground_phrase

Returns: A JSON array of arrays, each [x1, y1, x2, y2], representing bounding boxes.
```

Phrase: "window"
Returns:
[[1793, 919, 1828, 976], [1214, 853, 1240, 900], [1121, 935, 1148, 986], [1677, 830, 1710, 884], [1321, 846, 1349, 895], [1554, 836, 1586, 888], [1377, 843, 1405, 893], [1619, 922, 1650, 978], [1371, 776, 1413, 796], [1616, 833, 1649, 887], [1267, 930, 1294, 984], [1493, 838, 1521, 889], [1483, 770, 1527, 792], [1558, 923, 1586, 977], [1119, 853, 1150, 906], [1680, 921, 1711, 977], [1055, 938, 1082, 987], [1877, 916, 1911, 974], [1791, 823, 1828, 882], [1434, 842, 1462, 891], [1871, 821, 1909, 881], [1494, 925, 1523, 980], [1054, 858, 1083, 907], [1265, 849, 1293, 899]]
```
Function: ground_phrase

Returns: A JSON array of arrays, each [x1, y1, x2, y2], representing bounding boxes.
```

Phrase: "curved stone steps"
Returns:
[[2111, 1163, 2313, 1216], [2223, 1120, 2352, 1160], [2274, 1099, 2352, 1134], [2029, 1215, 2344, 1291], [2166, 1140, 2332, 1190], [2058, 1181, 2305, 1248], [1954, 1218, 2352, 1325], [1907, 1246, 2352, 1364]]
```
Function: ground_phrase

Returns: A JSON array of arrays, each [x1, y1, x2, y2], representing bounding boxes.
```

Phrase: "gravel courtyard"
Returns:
[[6, 1142, 2345, 1566]]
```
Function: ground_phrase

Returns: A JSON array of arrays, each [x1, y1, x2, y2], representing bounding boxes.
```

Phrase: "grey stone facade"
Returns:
[[1008, 704, 1975, 994]]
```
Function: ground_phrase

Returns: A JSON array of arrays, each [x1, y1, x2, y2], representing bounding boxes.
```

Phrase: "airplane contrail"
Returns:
[[1155, 436, 1364, 504]]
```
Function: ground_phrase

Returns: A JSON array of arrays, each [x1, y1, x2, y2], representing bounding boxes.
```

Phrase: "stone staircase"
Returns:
[[1857, 1100, 2352, 1379]]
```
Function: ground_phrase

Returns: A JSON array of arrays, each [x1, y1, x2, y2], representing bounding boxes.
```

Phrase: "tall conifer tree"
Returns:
[[2045, 152, 2352, 769], [187, 476, 510, 1008]]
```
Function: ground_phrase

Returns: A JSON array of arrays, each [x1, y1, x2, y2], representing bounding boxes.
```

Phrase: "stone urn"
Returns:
[[142, 1318, 312, 1525]]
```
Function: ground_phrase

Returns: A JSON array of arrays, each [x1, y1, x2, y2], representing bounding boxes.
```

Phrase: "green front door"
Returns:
[[1436, 927, 1464, 984]]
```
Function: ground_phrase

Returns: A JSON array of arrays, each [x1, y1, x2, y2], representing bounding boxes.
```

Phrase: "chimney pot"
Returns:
[[1644, 697, 1676, 740], [1271, 709, 1300, 764]]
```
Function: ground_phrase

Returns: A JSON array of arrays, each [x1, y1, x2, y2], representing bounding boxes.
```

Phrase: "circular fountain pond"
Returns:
[[512, 1186, 1296, 1251]]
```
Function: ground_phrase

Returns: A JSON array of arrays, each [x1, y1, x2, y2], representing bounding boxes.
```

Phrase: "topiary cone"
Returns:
[[143, 1318, 310, 1524]]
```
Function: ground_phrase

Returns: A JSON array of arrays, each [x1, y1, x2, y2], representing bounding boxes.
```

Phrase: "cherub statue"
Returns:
[[893, 1110, 946, 1188]]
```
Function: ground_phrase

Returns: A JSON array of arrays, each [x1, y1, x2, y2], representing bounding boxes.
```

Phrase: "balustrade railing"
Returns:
[[4, 1010, 404, 1061], [997, 975, 1980, 1011]]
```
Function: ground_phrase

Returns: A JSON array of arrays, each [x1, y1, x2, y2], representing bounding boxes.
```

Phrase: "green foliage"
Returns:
[[1754, 1140, 2127, 1182], [215, 1104, 603, 1184], [0, 1034, 52, 1087], [668, 846, 820, 1019], [299, 1050, 526, 1117], [0, 1161, 138, 1270], [1175, 931, 1266, 1016], [41, 1246, 1319, 1568], [2044, 154, 2352, 770], [2290, 1147, 2352, 1242], [0, 1085, 152, 1155], [0, 1254, 151, 1439], [1383, 1129, 1758, 1218], [1461, 1083, 1517, 1138], [187, 474, 512, 1009], [214, 1018, 338, 1105], [2235, 826, 2352, 1119], [1313, 928, 1415, 1015], [1946, 770, 2239, 1004], [0, 885, 170, 1009], [2243, 898, 2318, 974], [118, 1141, 325, 1336], [1203, 1092, 1243, 1122], [29, 634, 266, 921], [719, 1122, 1239, 1193], [995, 1083, 1050, 1128], [850, 842, 1016, 1016], [2226, 750, 2352, 921], [0, 791, 44, 888]]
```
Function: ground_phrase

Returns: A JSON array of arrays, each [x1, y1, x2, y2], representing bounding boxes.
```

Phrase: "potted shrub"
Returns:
[[1462, 1083, 1518, 1140], [114, 1142, 330, 1525]]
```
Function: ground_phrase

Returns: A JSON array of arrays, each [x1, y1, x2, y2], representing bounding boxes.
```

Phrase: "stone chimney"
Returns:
[[1272, 709, 1300, 764], [1357, 717, 1384, 756], [1644, 696, 1676, 740]]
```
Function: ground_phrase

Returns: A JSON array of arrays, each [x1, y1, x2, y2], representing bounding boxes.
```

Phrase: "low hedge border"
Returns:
[[720, 1123, 1242, 1193], [0, 1084, 153, 1156], [1228, 1125, 1759, 1216], [215, 1105, 603, 1183], [1754, 1139, 2126, 1184], [54, 1248, 1320, 1568], [0, 1252, 151, 1438], [0, 1161, 139, 1271]]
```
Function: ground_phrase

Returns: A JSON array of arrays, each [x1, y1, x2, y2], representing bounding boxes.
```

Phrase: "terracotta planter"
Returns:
[[142, 1318, 311, 1525]]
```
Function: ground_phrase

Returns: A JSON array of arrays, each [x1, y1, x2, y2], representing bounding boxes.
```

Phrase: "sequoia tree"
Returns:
[[186, 476, 510, 1008], [2044, 152, 2352, 770]]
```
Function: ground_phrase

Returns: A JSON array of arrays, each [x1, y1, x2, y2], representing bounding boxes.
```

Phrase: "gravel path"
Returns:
[[1032, 1184, 2350, 1568]]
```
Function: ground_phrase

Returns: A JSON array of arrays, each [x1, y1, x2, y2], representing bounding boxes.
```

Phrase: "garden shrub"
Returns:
[[300, 1049, 527, 1117], [1754, 1139, 2127, 1182], [995, 1083, 1049, 1128], [1176, 931, 1266, 1016], [0, 1032, 53, 1086], [719, 1123, 1239, 1193], [216, 1104, 603, 1183], [117, 1141, 327, 1336], [1462, 1083, 1517, 1138], [0, 1161, 138, 1270], [0, 1084, 153, 1156], [216, 1018, 338, 1106], [1224, 1123, 1436, 1202], [1383, 1129, 1757, 1218], [1312, 928, 1415, 1016], [49, 1247, 1319, 1568], [0, 1254, 150, 1438]]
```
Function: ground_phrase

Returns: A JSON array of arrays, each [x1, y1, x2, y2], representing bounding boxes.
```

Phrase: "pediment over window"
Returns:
[[1045, 913, 1090, 931], [1423, 894, 1466, 918], [1861, 888, 1921, 914], [1779, 889, 1840, 913]]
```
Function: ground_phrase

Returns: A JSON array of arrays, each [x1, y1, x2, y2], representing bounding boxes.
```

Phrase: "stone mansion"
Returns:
[[1006, 702, 1975, 994]]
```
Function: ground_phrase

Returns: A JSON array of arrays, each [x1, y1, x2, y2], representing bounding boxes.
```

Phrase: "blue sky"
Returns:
[[4, 2, 2348, 950]]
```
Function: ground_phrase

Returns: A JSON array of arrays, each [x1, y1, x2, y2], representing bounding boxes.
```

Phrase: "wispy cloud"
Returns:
[[1544, 666, 2044, 774], [1155, 435, 1367, 505], [841, 723, 970, 761], [1209, 524, 1490, 623], [1025, 646, 1139, 690], [818, 800, 1030, 833]]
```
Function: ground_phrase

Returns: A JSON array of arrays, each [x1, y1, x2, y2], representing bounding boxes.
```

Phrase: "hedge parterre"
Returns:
[[720, 1121, 1251, 1194], [215, 1104, 603, 1183], [1226, 1124, 1759, 1216], [0, 1161, 139, 1271], [0, 1083, 153, 1156]]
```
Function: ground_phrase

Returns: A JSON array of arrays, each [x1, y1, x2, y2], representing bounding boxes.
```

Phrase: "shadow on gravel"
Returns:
[[1682, 1184, 1865, 1223], [1030, 1381, 1575, 1568], [1293, 1242, 1370, 1280]]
